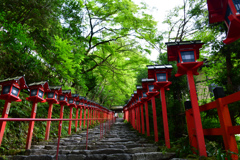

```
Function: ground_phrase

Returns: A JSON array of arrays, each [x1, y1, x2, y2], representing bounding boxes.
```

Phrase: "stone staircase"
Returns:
[[2, 119, 176, 160]]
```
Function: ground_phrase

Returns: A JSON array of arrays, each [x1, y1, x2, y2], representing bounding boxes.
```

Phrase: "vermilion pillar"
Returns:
[[45, 103, 53, 140], [187, 70, 206, 156], [160, 88, 170, 148], [84, 107, 86, 128], [88, 108, 92, 125], [140, 104, 145, 134], [88, 108, 90, 123], [185, 107, 198, 153], [26, 102, 38, 149], [75, 107, 79, 132], [138, 106, 141, 133], [0, 101, 11, 145], [126, 110, 129, 121], [132, 108, 135, 129], [135, 107, 138, 131], [79, 107, 82, 130], [68, 106, 73, 135], [144, 101, 150, 136], [58, 104, 64, 142], [151, 96, 158, 142], [79, 106, 83, 130]]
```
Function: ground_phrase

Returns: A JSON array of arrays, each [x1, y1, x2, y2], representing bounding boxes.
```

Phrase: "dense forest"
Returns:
[[1, 0, 240, 158]]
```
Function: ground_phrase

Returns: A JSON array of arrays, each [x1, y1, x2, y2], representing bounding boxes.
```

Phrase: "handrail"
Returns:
[[0, 117, 115, 160]]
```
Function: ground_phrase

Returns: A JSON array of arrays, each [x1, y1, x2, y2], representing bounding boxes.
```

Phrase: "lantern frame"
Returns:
[[165, 40, 204, 77], [207, 0, 240, 44], [46, 86, 62, 104], [26, 81, 49, 103], [142, 78, 159, 98], [0, 76, 28, 102], [69, 94, 78, 108], [147, 65, 173, 90], [58, 90, 71, 106], [136, 86, 143, 104]]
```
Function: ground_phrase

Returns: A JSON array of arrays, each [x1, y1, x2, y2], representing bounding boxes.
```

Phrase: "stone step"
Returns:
[[132, 152, 176, 160]]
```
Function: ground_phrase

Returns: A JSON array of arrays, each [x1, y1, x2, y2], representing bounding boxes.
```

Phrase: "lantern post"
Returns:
[[83, 98, 87, 128], [166, 40, 207, 156], [134, 91, 141, 133], [143, 78, 159, 142], [75, 96, 80, 132], [147, 65, 173, 148], [137, 86, 145, 134], [140, 87, 150, 137], [207, 0, 240, 44], [67, 93, 76, 135], [78, 97, 84, 130], [69, 94, 78, 133], [25, 81, 50, 149], [45, 86, 62, 140], [0, 76, 28, 146], [130, 95, 136, 129]]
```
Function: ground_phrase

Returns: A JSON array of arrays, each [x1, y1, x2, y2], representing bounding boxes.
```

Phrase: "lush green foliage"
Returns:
[[0, 0, 157, 152]]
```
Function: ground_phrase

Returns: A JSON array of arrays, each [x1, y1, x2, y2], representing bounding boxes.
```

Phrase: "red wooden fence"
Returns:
[[186, 91, 240, 159]]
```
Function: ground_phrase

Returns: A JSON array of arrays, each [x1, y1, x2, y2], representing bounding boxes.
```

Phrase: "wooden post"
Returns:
[[68, 107, 73, 135], [140, 104, 145, 134], [138, 106, 141, 133], [144, 101, 150, 136], [79, 107, 82, 130], [45, 103, 53, 140], [26, 102, 38, 149], [187, 70, 207, 156], [75, 107, 79, 132], [151, 96, 158, 142], [160, 88, 170, 148], [216, 98, 238, 159], [132, 108, 135, 129], [185, 108, 198, 153], [84, 107, 86, 128], [90, 108, 92, 125], [0, 101, 11, 146]]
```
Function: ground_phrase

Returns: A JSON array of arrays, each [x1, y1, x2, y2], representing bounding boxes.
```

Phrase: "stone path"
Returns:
[[2, 118, 176, 160]]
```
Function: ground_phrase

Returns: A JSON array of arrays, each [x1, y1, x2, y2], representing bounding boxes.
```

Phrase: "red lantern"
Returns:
[[58, 90, 71, 106], [46, 86, 62, 104], [166, 40, 204, 77], [0, 76, 28, 146], [26, 81, 50, 103], [0, 76, 28, 102], [45, 86, 62, 140], [207, 0, 240, 44], [25, 81, 49, 149], [147, 65, 173, 90], [142, 78, 159, 142], [166, 40, 207, 156], [147, 65, 173, 149]]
